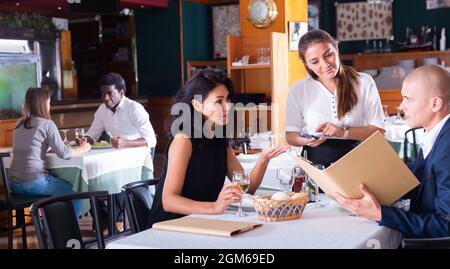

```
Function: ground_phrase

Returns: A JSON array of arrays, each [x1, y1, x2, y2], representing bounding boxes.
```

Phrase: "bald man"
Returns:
[[334, 65, 450, 238]]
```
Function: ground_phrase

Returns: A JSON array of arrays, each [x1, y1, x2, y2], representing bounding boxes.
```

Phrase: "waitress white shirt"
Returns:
[[285, 72, 385, 135]]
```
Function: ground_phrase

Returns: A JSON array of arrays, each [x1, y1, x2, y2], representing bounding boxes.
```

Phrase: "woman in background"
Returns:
[[9, 87, 91, 217], [285, 29, 385, 167]]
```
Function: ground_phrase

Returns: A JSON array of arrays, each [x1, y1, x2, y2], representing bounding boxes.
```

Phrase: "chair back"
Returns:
[[402, 213, 450, 249], [403, 127, 424, 163], [122, 179, 158, 233], [402, 237, 450, 249], [0, 152, 12, 206], [30, 191, 109, 249]]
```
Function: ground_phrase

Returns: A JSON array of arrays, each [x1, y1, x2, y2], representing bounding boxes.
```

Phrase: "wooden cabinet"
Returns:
[[70, 15, 136, 99], [350, 50, 450, 112], [352, 50, 450, 71], [186, 60, 227, 80], [0, 119, 16, 148], [227, 32, 288, 145], [101, 15, 137, 96]]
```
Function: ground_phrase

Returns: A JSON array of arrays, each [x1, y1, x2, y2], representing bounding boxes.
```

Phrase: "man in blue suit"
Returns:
[[334, 65, 450, 238]]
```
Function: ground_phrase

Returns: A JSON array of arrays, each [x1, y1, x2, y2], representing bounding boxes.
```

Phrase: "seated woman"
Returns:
[[147, 69, 289, 228], [9, 87, 91, 217]]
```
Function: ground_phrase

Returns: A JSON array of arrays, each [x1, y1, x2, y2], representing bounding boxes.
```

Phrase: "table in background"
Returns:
[[237, 152, 297, 191], [3, 147, 153, 217], [384, 116, 424, 159]]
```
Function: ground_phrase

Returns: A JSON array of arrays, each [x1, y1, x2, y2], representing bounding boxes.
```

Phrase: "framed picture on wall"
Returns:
[[336, 1, 393, 41], [426, 0, 450, 9], [289, 22, 308, 51], [212, 4, 240, 59]]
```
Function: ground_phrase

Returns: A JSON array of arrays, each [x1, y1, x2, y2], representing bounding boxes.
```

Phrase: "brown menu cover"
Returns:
[[290, 131, 420, 205], [152, 217, 262, 237]]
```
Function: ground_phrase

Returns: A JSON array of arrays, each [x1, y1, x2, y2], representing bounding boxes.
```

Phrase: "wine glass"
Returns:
[[232, 171, 250, 217], [382, 104, 389, 118], [60, 129, 70, 147], [75, 128, 85, 141], [395, 106, 402, 121], [276, 168, 294, 192]]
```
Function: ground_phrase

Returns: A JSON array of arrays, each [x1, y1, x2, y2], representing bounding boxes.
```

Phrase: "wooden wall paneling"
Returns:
[[227, 35, 244, 93], [243, 69, 271, 94], [241, 35, 271, 64], [147, 97, 174, 154], [353, 50, 450, 71], [60, 31, 78, 99], [0, 119, 16, 148], [379, 89, 403, 115], [285, 0, 308, 87], [271, 32, 289, 146]]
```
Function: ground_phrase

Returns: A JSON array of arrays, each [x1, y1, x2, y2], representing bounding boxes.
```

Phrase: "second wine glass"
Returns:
[[60, 129, 70, 147], [75, 128, 85, 140]]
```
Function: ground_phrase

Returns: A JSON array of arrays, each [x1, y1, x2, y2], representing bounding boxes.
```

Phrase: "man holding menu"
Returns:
[[334, 65, 450, 238]]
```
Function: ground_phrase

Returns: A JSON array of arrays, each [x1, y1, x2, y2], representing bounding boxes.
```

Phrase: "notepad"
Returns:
[[290, 131, 420, 205], [152, 217, 262, 237]]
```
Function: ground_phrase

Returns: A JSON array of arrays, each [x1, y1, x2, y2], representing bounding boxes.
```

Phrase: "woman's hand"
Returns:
[[315, 122, 345, 138], [259, 145, 291, 162], [212, 183, 242, 214], [79, 141, 91, 152]]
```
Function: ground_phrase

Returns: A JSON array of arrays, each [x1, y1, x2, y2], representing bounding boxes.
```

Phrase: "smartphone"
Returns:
[[300, 133, 322, 139]]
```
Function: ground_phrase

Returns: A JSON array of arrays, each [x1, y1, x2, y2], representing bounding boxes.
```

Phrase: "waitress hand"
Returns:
[[301, 136, 327, 148], [315, 122, 345, 138]]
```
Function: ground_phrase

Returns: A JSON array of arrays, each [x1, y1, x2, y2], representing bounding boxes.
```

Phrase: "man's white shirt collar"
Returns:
[[421, 114, 450, 158], [114, 96, 126, 112]]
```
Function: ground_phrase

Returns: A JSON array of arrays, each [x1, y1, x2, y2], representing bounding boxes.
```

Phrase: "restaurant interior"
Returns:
[[0, 0, 450, 250]]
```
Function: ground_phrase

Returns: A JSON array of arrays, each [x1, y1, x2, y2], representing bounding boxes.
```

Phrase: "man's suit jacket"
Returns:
[[380, 117, 450, 238]]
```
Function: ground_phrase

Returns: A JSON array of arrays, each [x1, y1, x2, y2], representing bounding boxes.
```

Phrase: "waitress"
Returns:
[[285, 29, 385, 167]]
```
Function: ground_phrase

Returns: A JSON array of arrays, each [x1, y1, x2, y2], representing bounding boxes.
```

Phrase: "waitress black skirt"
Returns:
[[302, 139, 360, 168]]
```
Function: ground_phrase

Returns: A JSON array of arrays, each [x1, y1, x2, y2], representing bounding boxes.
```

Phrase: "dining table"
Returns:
[[106, 193, 402, 249], [2, 146, 154, 217]]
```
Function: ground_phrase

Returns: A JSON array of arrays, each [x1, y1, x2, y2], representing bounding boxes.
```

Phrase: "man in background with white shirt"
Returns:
[[85, 72, 157, 229], [85, 72, 156, 151], [334, 65, 450, 238]]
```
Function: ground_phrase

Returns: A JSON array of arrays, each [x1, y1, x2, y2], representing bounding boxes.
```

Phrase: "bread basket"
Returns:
[[251, 192, 308, 222]]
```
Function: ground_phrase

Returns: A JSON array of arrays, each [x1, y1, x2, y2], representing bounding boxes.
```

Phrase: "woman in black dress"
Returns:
[[147, 69, 288, 228]]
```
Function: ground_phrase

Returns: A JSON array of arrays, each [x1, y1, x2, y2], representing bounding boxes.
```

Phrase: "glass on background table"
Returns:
[[276, 168, 294, 192]]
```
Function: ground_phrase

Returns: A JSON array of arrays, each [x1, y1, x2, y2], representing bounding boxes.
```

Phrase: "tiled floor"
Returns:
[[0, 215, 98, 249]]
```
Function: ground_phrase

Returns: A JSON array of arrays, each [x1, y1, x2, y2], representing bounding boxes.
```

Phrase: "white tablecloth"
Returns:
[[106, 194, 401, 249], [237, 152, 298, 190], [4, 146, 153, 194], [384, 116, 424, 143]]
